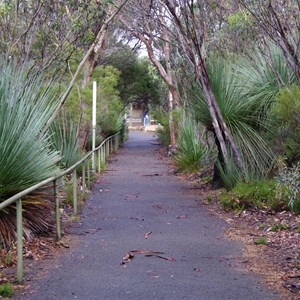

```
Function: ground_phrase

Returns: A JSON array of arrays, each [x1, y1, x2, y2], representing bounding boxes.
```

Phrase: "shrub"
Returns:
[[0, 283, 14, 297], [154, 107, 182, 147], [254, 237, 267, 245], [219, 180, 283, 211], [175, 114, 209, 172], [275, 162, 300, 213], [154, 108, 170, 146], [156, 126, 170, 147], [271, 85, 300, 164]]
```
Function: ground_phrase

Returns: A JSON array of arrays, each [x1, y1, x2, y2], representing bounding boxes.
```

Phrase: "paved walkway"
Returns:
[[15, 131, 280, 299]]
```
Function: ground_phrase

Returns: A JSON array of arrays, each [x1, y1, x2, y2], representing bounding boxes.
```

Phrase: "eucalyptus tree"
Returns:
[[118, 0, 182, 146], [98, 45, 162, 108], [0, 0, 130, 126], [0, 1, 105, 77], [161, 0, 244, 173], [239, 0, 300, 85]]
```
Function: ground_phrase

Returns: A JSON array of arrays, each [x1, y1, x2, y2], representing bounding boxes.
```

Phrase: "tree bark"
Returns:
[[168, 91, 176, 146], [164, 0, 244, 171]]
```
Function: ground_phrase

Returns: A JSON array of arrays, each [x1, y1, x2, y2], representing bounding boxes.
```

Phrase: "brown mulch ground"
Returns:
[[177, 171, 300, 300], [0, 201, 78, 296]]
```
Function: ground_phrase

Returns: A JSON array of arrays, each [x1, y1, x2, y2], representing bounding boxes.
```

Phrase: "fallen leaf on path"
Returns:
[[176, 214, 187, 219], [124, 194, 140, 198], [130, 217, 144, 221], [289, 274, 300, 279], [152, 205, 163, 209], [147, 270, 161, 278], [123, 253, 135, 261], [130, 250, 164, 255], [142, 173, 160, 177], [145, 254, 175, 261], [144, 231, 152, 239]]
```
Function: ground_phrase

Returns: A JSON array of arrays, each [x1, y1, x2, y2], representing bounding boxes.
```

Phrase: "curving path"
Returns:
[[15, 131, 280, 300]]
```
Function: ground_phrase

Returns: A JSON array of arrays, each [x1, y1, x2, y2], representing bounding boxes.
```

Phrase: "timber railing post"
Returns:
[[87, 160, 91, 189], [73, 169, 77, 215], [98, 149, 101, 172], [114, 135, 118, 152], [16, 198, 23, 283], [54, 180, 61, 241], [101, 147, 105, 169], [82, 162, 86, 193]]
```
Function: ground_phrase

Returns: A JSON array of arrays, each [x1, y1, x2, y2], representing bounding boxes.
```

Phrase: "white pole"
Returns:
[[92, 81, 97, 173]]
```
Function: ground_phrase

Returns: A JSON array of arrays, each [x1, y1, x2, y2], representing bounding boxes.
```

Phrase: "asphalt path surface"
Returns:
[[15, 131, 280, 299]]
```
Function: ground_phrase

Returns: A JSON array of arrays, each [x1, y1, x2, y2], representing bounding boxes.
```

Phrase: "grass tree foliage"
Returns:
[[191, 57, 274, 185], [49, 117, 82, 168], [0, 59, 60, 198], [0, 59, 61, 248], [189, 45, 294, 188], [175, 113, 209, 173]]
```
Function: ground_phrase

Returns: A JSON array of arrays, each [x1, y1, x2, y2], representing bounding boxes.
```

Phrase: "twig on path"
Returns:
[[144, 231, 152, 239]]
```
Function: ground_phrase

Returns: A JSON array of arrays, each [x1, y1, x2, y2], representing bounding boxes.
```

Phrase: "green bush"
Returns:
[[0, 283, 14, 297], [154, 108, 170, 146], [219, 180, 284, 211], [271, 85, 300, 164], [156, 126, 170, 147], [254, 237, 267, 245], [275, 161, 300, 213]]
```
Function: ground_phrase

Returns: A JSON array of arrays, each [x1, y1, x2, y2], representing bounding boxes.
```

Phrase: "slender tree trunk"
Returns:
[[168, 91, 176, 146], [133, 33, 180, 147], [163, 29, 178, 147], [198, 62, 244, 172]]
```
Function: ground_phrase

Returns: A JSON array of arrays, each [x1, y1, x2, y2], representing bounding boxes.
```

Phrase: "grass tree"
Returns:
[[190, 54, 285, 188], [0, 58, 61, 248]]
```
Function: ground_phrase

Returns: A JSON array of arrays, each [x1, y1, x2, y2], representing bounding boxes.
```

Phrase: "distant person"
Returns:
[[143, 111, 149, 126]]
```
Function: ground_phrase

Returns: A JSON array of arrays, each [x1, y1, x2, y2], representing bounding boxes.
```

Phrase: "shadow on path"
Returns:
[[14, 131, 280, 300]]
